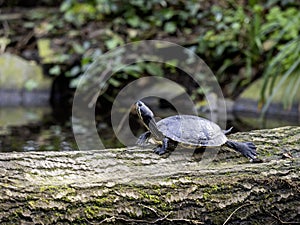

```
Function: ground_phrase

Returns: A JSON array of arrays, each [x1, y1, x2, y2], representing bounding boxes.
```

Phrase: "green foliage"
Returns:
[[60, 0, 98, 26], [107, 62, 170, 90], [263, 6, 300, 41], [260, 5, 300, 112], [104, 32, 124, 50], [60, 0, 202, 33], [47, 0, 300, 109], [197, 3, 264, 91], [197, 1, 299, 109], [56, 0, 211, 101], [198, 5, 246, 57]]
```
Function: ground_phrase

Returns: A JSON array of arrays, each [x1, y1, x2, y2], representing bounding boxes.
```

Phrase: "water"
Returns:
[[0, 105, 299, 152], [0, 107, 77, 152]]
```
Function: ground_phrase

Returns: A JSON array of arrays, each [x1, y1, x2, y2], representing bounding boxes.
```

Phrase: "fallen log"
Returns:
[[0, 126, 299, 224]]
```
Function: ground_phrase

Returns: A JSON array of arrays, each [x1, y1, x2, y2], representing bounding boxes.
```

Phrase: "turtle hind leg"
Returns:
[[226, 140, 260, 161], [192, 147, 206, 161]]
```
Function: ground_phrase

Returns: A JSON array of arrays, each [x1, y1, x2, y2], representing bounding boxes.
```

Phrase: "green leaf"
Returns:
[[72, 42, 85, 54], [109, 78, 122, 87], [69, 66, 81, 77], [123, 64, 143, 73], [60, 0, 71, 12], [0, 37, 10, 50], [283, 73, 300, 109], [161, 9, 175, 20], [24, 79, 38, 91], [123, 64, 143, 78], [37, 39, 55, 64], [165, 59, 178, 67], [261, 56, 300, 115], [70, 76, 81, 88], [164, 22, 177, 33], [145, 63, 164, 76], [105, 36, 122, 50], [49, 65, 61, 75], [127, 16, 141, 27]]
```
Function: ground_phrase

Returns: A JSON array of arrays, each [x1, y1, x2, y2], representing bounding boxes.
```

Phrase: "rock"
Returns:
[[233, 77, 300, 129], [235, 76, 300, 115], [0, 53, 51, 106]]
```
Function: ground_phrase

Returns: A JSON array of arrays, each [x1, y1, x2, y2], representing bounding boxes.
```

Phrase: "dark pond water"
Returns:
[[0, 104, 299, 152]]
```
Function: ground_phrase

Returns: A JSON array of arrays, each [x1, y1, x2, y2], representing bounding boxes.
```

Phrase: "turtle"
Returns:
[[135, 100, 258, 161]]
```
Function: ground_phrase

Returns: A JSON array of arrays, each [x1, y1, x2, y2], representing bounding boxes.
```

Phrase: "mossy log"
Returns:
[[0, 126, 299, 225]]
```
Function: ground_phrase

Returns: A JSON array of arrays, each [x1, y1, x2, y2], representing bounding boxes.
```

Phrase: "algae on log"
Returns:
[[0, 126, 299, 224]]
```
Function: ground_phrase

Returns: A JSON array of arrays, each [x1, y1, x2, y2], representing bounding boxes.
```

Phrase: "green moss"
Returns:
[[40, 184, 76, 195], [60, 196, 72, 203], [39, 185, 59, 193], [145, 194, 160, 203], [170, 183, 177, 189], [54, 212, 64, 218], [28, 200, 36, 208], [195, 199, 202, 205], [13, 208, 24, 218], [165, 192, 172, 199], [138, 190, 159, 203], [152, 184, 164, 194], [94, 196, 114, 206], [160, 202, 170, 210], [84, 205, 101, 219], [204, 201, 215, 212], [25, 194, 35, 201], [210, 184, 219, 191], [202, 192, 211, 200]]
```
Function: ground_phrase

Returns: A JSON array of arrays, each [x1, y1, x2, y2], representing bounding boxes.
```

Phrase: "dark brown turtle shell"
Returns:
[[155, 115, 227, 148]]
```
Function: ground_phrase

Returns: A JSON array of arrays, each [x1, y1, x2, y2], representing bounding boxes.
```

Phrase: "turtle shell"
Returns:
[[156, 115, 227, 147]]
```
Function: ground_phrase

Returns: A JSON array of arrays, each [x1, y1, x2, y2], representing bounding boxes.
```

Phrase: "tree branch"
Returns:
[[0, 126, 299, 224]]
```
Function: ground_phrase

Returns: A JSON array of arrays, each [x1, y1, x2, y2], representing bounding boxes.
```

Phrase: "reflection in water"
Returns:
[[0, 107, 50, 127], [0, 106, 77, 152], [0, 105, 299, 152]]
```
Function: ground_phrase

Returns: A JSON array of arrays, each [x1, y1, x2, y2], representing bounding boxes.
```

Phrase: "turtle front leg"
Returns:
[[137, 131, 151, 146], [153, 137, 169, 155]]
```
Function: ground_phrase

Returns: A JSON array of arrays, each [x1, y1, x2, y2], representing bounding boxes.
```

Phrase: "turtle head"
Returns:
[[135, 101, 155, 130], [136, 101, 164, 140]]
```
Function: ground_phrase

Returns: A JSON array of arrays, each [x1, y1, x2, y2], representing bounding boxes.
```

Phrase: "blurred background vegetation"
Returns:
[[1, 0, 299, 109], [0, 0, 299, 151]]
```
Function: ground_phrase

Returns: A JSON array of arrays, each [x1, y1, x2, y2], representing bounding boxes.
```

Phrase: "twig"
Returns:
[[16, 31, 34, 50], [153, 211, 173, 223], [139, 203, 203, 224], [99, 216, 116, 224], [269, 211, 300, 224], [0, 21, 10, 53], [139, 203, 162, 217], [0, 13, 22, 21], [223, 203, 252, 225]]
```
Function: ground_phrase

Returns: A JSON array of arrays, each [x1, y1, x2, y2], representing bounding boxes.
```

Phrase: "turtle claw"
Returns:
[[226, 141, 259, 161], [137, 138, 146, 146], [241, 142, 258, 159], [153, 138, 169, 155], [153, 146, 167, 155]]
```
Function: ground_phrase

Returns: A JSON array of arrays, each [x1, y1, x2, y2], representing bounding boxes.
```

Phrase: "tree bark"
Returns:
[[0, 126, 299, 225]]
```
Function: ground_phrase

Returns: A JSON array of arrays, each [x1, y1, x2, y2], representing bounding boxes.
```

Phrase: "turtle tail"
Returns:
[[223, 127, 233, 134], [225, 140, 257, 161]]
